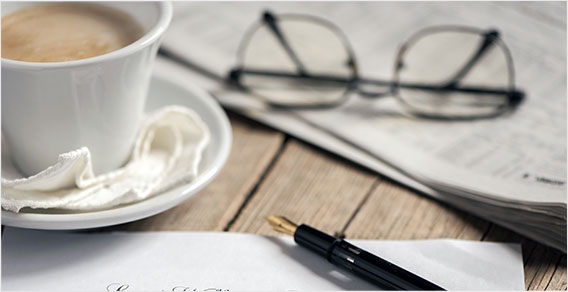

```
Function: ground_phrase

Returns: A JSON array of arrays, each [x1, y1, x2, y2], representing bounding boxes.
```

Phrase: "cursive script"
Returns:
[[106, 283, 229, 291]]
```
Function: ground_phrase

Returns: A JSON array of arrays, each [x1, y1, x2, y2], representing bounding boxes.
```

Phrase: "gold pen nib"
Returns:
[[265, 216, 298, 236]]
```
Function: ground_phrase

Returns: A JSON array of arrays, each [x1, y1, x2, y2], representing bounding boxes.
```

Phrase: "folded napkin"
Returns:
[[2, 106, 210, 212]]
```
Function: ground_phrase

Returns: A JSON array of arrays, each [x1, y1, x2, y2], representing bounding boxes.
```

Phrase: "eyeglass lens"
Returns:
[[238, 15, 355, 107], [394, 28, 513, 118]]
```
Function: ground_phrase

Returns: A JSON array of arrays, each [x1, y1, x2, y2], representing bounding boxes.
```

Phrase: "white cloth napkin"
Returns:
[[2, 105, 210, 212]]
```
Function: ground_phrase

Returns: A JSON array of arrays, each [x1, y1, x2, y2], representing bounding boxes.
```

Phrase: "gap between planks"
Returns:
[[223, 136, 290, 231], [226, 138, 378, 235]]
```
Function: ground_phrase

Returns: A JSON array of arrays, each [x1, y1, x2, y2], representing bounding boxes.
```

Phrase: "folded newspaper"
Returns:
[[161, 2, 566, 251]]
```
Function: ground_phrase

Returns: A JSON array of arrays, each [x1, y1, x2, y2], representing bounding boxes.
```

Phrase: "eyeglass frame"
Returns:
[[228, 11, 525, 120]]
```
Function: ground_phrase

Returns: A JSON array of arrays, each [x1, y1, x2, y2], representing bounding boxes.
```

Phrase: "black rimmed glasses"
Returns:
[[229, 11, 525, 120]]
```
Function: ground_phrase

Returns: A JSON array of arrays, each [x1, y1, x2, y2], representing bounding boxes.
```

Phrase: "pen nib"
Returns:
[[265, 216, 298, 236]]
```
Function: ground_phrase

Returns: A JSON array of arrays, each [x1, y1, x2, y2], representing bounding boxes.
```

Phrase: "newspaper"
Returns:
[[160, 2, 567, 251]]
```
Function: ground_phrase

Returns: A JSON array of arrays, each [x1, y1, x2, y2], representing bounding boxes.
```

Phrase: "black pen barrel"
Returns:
[[329, 240, 445, 290], [294, 224, 445, 291], [293, 224, 336, 257]]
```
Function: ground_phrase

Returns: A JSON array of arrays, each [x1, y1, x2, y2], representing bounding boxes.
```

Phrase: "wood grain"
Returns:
[[547, 256, 567, 291], [111, 115, 284, 231], [343, 180, 489, 241], [227, 139, 378, 236]]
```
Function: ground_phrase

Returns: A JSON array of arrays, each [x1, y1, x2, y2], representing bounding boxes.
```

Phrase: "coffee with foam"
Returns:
[[1, 3, 144, 63]]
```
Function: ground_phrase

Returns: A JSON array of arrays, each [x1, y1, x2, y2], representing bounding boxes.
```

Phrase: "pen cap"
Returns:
[[294, 224, 336, 257]]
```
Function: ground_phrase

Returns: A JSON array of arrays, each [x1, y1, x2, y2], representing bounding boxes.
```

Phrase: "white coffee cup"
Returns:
[[1, 2, 173, 176]]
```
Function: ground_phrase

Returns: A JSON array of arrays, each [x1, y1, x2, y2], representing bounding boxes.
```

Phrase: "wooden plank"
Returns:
[[482, 224, 567, 290], [344, 180, 489, 240], [525, 245, 565, 291], [111, 115, 285, 231], [546, 255, 567, 291], [227, 139, 378, 236]]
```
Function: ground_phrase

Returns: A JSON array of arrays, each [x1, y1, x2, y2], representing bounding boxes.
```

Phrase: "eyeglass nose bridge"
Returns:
[[354, 79, 395, 98]]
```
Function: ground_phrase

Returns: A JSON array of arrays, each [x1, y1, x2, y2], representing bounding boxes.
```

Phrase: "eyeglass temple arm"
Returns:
[[441, 30, 500, 88], [228, 68, 525, 106], [262, 11, 309, 76]]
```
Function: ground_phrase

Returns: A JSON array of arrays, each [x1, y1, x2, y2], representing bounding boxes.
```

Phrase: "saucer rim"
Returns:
[[1, 69, 232, 230]]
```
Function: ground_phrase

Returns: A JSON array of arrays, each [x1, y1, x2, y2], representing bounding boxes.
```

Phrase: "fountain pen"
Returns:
[[265, 216, 446, 291]]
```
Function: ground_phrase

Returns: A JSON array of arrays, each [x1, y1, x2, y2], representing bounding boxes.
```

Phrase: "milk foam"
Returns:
[[1, 3, 144, 62]]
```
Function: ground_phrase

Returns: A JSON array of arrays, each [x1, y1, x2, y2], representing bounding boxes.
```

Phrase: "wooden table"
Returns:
[[109, 112, 566, 291]]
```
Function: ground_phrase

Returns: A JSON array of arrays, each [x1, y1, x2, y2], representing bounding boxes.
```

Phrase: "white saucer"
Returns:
[[2, 67, 232, 230]]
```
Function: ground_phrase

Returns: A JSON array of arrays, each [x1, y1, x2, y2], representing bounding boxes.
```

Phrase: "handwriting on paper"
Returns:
[[106, 283, 229, 291]]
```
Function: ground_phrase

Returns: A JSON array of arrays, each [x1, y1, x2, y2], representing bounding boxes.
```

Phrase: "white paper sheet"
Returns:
[[2, 228, 524, 291]]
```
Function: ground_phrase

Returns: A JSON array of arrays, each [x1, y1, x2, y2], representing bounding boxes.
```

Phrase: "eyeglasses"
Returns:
[[228, 11, 525, 120]]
